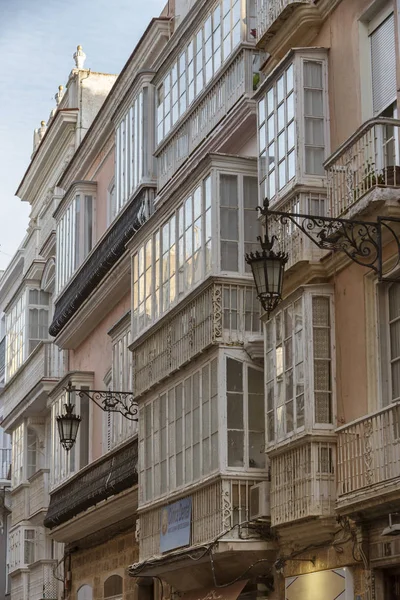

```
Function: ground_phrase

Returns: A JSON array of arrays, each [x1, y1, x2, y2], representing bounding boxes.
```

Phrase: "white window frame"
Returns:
[[139, 354, 219, 506], [225, 352, 265, 471], [4, 287, 50, 382], [114, 90, 145, 215], [132, 175, 213, 338], [55, 185, 96, 294], [218, 170, 260, 275], [156, 0, 244, 145], [105, 323, 136, 450], [9, 525, 39, 572], [257, 48, 329, 205], [265, 286, 335, 447]]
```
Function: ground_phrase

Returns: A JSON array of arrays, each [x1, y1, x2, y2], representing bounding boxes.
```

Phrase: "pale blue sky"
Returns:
[[0, 0, 166, 270]]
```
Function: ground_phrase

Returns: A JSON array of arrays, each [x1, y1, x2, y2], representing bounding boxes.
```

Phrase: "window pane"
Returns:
[[228, 430, 244, 466], [227, 358, 243, 391]]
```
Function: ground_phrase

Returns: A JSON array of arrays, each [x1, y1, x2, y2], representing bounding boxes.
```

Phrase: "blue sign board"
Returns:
[[160, 496, 192, 553]]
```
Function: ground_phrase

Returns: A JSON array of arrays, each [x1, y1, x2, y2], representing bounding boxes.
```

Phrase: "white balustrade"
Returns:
[[2, 342, 67, 418], [28, 562, 58, 600], [139, 476, 267, 561], [337, 403, 400, 499], [29, 470, 50, 518], [256, 0, 314, 42], [132, 280, 261, 397], [157, 48, 254, 190], [325, 118, 400, 218], [270, 441, 336, 526]]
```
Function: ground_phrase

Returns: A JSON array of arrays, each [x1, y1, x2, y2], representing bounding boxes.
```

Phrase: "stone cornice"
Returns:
[[57, 19, 170, 192], [16, 110, 78, 204]]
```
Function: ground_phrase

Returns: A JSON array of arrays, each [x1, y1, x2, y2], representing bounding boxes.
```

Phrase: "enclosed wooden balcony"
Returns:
[[132, 278, 262, 397], [325, 118, 400, 219], [256, 0, 317, 50], [337, 403, 400, 516], [137, 475, 274, 591], [28, 469, 50, 523], [269, 439, 336, 528], [156, 47, 258, 190], [1, 341, 67, 425]]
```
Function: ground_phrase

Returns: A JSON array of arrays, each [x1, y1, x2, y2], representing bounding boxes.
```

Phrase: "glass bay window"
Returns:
[[132, 166, 260, 339], [156, 0, 246, 145], [139, 350, 265, 505], [55, 182, 96, 294], [257, 48, 329, 205], [266, 286, 335, 445], [5, 288, 50, 381]]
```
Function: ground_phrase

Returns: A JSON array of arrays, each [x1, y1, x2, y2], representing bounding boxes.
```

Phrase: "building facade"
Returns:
[[0, 50, 117, 599], [1, 0, 400, 599]]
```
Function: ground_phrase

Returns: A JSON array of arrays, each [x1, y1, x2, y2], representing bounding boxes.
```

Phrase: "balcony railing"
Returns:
[[28, 562, 58, 600], [29, 469, 50, 518], [44, 438, 138, 529], [132, 279, 262, 397], [325, 118, 400, 218], [270, 441, 336, 526], [256, 0, 314, 45], [139, 475, 268, 561], [157, 47, 256, 190], [2, 342, 67, 419], [337, 403, 400, 503], [269, 192, 328, 271], [11, 485, 29, 526]]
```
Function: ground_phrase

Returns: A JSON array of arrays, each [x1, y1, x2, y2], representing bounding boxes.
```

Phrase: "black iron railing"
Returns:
[[44, 438, 138, 528]]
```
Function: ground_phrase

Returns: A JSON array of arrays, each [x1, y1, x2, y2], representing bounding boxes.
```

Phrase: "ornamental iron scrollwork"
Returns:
[[212, 284, 223, 339], [265, 202, 400, 282], [363, 419, 374, 486], [77, 389, 139, 421]]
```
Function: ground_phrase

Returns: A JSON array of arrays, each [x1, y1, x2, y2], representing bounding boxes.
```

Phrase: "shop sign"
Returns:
[[160, 496, 192, 553], [285, 567, 353, 600]]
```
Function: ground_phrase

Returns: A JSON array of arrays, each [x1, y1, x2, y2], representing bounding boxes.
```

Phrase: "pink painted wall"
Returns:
[[69, 292, 131, 461], [86, 133, 115, 244]]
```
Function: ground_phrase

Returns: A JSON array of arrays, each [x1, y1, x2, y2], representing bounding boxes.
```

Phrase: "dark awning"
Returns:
[[49, 187, 154, 337]]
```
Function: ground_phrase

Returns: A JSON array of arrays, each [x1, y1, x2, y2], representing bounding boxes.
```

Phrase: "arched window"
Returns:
[[104, 574, 123, 599], [77, 584, 92, 600]]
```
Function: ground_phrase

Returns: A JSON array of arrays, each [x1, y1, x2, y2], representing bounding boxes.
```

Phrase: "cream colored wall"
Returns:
[[330, 262, 369, 424], [312, 0, 374, 151], [70, 292, 131, 461]]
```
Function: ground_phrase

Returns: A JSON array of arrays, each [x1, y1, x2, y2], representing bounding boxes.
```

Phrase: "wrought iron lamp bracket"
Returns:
[[66, 385, 138, 421], [260, 198, 400, 283]]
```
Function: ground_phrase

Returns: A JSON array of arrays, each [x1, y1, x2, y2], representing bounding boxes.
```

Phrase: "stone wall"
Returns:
[[69, 528, 138, 600]]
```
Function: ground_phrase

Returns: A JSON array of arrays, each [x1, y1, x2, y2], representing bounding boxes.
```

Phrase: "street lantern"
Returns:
[[246, 237, 287, 318], [246, 199, 288, 318], [247, 197, 400, 318], [56, 382, 138, 451], [56, 384, 81, 451]]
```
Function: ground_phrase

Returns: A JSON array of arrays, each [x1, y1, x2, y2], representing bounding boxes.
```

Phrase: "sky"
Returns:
[[0, 0, 166, 271]]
